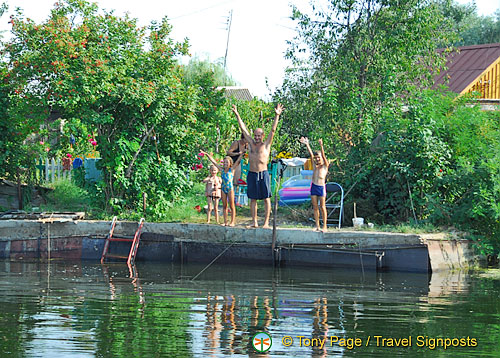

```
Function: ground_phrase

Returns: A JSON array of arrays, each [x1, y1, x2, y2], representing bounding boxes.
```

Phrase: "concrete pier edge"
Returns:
[[0, 219, 481, 272]]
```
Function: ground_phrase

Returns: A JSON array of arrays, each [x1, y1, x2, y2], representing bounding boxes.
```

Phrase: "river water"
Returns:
[[0, 260, 498, 357]]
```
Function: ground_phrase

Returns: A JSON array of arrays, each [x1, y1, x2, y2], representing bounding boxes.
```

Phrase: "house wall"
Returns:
[[464, 57, 500, 99]]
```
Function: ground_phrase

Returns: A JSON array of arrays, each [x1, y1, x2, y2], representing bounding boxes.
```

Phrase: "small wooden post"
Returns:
[[51, 158, 56, 182], [56, 158, 61, 180], [45, 158, 49, 182], [271, 191, 278, 258]]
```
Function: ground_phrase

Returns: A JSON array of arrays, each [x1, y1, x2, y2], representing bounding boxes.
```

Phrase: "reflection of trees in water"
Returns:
[[102, 263, 145, 317], [3, 262, 499, 357], [128, 263, 145, 316], [95, 264, 191, 357]]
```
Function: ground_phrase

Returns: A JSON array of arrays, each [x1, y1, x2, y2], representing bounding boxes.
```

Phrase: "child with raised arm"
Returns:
[[200, 151, 243, 227], [203, 165, 222, 224], [300, 137, 330, 232]]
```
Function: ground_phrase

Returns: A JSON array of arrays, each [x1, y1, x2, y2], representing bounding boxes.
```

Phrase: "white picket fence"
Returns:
[[37, 158, 72, 183]]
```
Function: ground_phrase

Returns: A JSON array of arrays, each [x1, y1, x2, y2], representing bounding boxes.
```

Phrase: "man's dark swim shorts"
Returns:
[[247, 170, 271, 200]]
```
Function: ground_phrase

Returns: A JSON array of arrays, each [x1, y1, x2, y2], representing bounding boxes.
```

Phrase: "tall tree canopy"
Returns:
[[0, 0, 274, 217], [276, 0, 457, 157], [1, 0, 220, 215], [438, 0, 500, 46], [183, 56, 237, 87]]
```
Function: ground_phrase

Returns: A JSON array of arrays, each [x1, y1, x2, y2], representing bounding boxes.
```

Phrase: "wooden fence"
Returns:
[[35, 158, 72, 183]]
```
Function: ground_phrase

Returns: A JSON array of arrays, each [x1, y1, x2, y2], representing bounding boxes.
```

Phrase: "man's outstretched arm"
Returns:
[[265, 103, 284, 146], [232, 105, 252, 143]]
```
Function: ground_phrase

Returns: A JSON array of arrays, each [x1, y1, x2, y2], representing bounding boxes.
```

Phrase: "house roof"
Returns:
[[217, 86, 253, 101], [434, 43, 500, 93]]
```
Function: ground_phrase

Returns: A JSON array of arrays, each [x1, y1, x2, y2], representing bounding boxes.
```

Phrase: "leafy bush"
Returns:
[[347, 91, 500, 254]]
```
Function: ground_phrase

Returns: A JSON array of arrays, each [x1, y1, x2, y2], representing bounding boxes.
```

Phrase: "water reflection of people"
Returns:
[[251, 296, 273, 329], [205, 294, 222, 356], [312, 297, 329, 358], [221, 295, 237, 355]]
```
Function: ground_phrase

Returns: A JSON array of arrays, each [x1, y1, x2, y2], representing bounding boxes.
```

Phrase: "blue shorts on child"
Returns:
[[310, 183, 326, 197]]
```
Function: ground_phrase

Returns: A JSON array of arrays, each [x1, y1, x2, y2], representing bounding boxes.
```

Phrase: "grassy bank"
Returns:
[[35, 179, 448, 234]]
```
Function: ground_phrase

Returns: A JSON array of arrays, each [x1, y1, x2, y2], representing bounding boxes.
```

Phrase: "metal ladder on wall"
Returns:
[[101, 217, 145, 265]]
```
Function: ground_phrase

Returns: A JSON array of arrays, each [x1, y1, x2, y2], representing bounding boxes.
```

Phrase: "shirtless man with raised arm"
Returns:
[[232, 103, 284, 228]]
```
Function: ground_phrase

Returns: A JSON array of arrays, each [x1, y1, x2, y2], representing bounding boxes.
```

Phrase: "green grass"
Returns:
[[156, 184, 315, 226], [41, 179, 95, 212], [157, 182, 208, 223], [152, 190, 445, 232], [34, 180, 446, 235]]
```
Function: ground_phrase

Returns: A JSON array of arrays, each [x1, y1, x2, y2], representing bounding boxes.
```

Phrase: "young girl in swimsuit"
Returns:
[[201, 151, 243, 226], [203, 165, 222, 224]]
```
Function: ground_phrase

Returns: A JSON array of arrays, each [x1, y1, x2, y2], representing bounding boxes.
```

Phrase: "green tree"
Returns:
[[2, 0, 207, 216], [274, 0, 500, 254], [180, 57, 232, 157], [0, 3, 48, 206], [459, 9, 500, 45], [183, 56, 237, 87], [180, 57, 279, 162], [438, 0, 500, 46], [276, 0, 457, 166]]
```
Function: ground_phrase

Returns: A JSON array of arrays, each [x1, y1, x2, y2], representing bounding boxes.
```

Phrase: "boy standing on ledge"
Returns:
[[300, 137, 329, 232], [232, 103, 284, 228]]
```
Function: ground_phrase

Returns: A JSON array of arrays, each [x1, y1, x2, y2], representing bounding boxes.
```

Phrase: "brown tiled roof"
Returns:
[[217, 86, 253, 101], [434, 43, 500, 93]]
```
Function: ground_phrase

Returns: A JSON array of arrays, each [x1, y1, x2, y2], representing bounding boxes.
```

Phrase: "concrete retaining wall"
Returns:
[[0, 219, 480, 272], [425, 237, 479, 271], [0, 219, 425, 246]]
